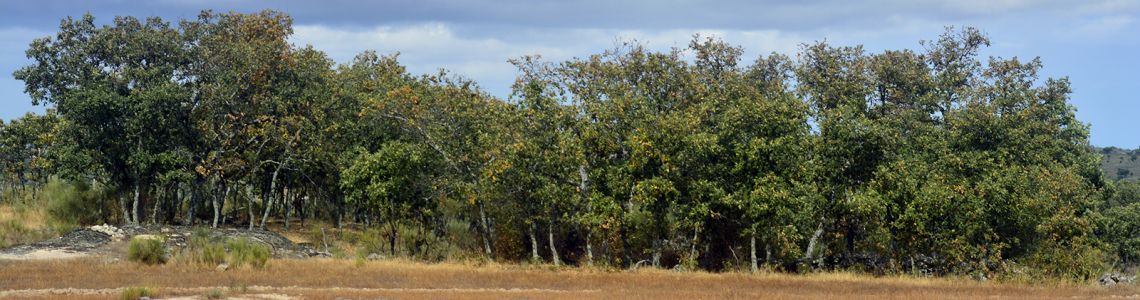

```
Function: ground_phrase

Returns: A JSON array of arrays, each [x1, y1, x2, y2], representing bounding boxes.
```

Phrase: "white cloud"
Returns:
[[291, 23, 818, 98]]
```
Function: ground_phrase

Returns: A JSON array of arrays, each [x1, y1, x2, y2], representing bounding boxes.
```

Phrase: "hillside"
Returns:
[[1095, 146, 1140, 181]]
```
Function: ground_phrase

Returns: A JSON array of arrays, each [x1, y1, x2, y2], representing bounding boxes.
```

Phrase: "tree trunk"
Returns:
[[131, 180, 140, 225], [652, 237, 662, 269], [478, 201, 494, 261], [388, 204, 398, 256], [119, 190, 129, 225], [689, 227, 699, 266], [211, 179, 221, 228], [214, 183, 230, 228], [248, 184, 257, 230], [750, 226, 758, 273], [804, 219, 825, 260], [529, 221, 540, 262], [586, 230, 594, 267], [549, 219, 561, 267], [151, 186, 163, 225], [704, 234, 712, 271], [284, 188, 292, 231], [260, 161, 287, 231], [579, 165, 592, 267], [185, 179, 202, 226]]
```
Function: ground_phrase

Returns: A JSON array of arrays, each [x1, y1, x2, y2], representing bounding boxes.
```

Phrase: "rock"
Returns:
[[1098, 272, 1136, 286], [366, 253, 385, 261], [139, 297, 151, 300], [89, 224, 127, 240], [105, 258, 120, 264], [131, 234, 163, 241], [216, 263, 228, 271]]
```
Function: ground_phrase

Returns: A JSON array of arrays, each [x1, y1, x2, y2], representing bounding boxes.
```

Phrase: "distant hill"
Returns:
[[1094, 146, 1140, 182]]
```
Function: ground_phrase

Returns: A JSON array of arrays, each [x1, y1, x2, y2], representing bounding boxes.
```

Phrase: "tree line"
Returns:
[[2, 10, 1128, 279]]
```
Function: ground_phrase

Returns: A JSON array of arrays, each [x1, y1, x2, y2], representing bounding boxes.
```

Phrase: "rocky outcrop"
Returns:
[[1099, 272, 1137, 287], [0, 224, 327, 259]]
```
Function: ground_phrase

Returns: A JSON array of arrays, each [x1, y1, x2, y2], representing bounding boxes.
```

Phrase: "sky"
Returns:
[[1, 0, 1137, 147]]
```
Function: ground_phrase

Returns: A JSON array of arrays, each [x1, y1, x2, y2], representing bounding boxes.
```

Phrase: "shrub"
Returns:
[[203, 288, 226, 299], [227, 237, 270, 269], [126, 236, 168, 265], [120, 285, 155, 300], [44, 180, 105, 232]]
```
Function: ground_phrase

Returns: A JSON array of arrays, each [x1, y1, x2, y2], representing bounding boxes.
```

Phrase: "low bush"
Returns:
[[203, 288, 226, 299], [120, 285, 155, 300], [181, 228, 226, 265], [227, 237, 270, 269], [44, 180, 107, 232], [126, 236, 168, 265]]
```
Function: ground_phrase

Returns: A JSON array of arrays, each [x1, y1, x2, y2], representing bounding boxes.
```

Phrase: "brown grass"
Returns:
[[0, 205, 48, 229], [3, 257, 1140, 299], [0, 205, 58, 248]]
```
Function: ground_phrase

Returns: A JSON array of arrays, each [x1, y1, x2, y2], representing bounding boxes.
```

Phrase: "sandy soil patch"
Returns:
[[0, 249, 89, 260]]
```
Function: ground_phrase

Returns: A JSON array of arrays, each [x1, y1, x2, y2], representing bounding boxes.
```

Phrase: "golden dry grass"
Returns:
[[0, 205, 48, 229], [3, 257, 1140, 299]]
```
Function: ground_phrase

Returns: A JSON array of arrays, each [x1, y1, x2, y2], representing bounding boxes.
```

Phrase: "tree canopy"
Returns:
[[5, 11, 1116, 280]]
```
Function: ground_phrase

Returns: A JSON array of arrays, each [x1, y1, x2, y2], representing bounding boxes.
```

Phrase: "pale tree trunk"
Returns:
[[259, 188, 275, 231], [804, 219, 825, 260], [131, 181, 140, 225], [586, 230, 594, 267], [260, 161, 286, 231], [151, 186, 163, 225], [211, 180, 221, 228], [478, 201, 494, 261], [750, 225, 758, 273], [119, 190, 129, 225], [549, 219, 561, 267], [213, 183, 230, 228], [284, 188, 292, 231], [689, 227, 699, 267], [529, 221, 540, 262], [652, 237, 662, 268]]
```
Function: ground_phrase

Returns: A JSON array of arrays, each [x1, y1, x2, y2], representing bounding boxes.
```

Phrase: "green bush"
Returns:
[[120, 285, 156, 300], [227, 237, 270, 269], [44, 180, 105, 232], [126, 236, 168, 265], [181, 228, 227, 265], [203, 288, 226, 299]]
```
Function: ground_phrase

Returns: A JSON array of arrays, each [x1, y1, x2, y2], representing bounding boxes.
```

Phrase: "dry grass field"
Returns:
[[3, 257, 1140, 300]]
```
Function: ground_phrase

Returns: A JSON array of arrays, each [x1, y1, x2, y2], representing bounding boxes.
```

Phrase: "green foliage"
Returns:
[[226, 237, 270, 269], [3, 9, 1111, 281], [120, 285, 156, 300], [44, 180, 106, 233], [176, 227, 226, 265], [126, 236, 168, 265]]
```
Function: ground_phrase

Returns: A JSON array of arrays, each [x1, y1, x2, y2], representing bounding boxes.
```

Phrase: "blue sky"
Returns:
[[2, 0, 1137, 147]]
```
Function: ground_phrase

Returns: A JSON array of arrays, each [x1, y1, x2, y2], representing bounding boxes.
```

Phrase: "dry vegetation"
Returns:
[[0, 205, 57, 249], [2, 257, 1140, 300], [4, 204, 1140, 299]]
